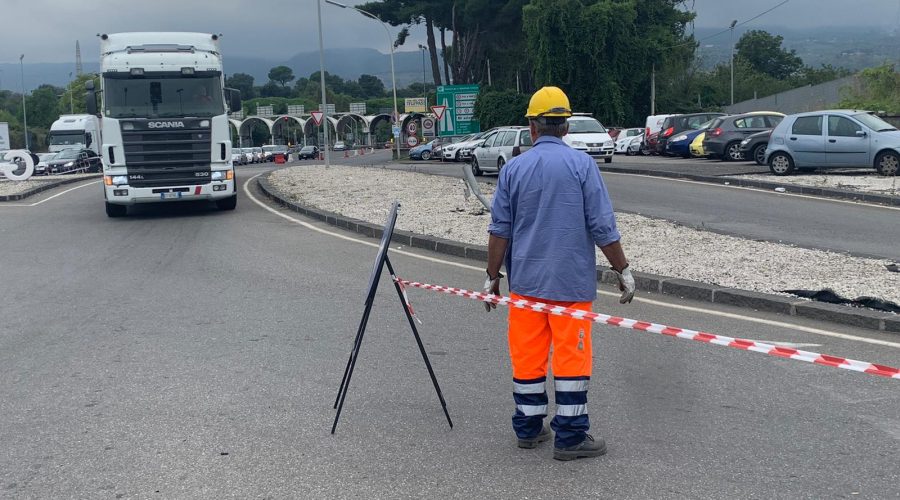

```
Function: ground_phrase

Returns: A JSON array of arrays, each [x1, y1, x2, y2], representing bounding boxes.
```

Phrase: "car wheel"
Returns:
[[105, 202, 127, 218], [724, 141, 743, 161], [752, 144, 767, 166], [875, 150, 900, 176], [768, 152, 795, 176], [497, 157, 505, 172], [421, 150, 431, 161], [626, 146, 636, 156], [454, 151, 461, 162], [471, 157, 482, 176]]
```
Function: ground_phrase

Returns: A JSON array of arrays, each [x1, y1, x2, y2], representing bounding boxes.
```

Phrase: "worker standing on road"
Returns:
[[485, 86, 635, 461]]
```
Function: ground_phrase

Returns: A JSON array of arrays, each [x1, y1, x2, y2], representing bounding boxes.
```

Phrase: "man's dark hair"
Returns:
[[530, 117, 568, 138]]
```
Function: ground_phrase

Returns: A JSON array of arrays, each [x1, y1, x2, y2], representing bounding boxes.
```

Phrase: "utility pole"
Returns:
[[19, 54, 29, 150], [730, 19, 737, 106], [650, 63, 656, 116], [316, 0, 331, 167], [418, 44, 427, 108], [486, 58, 492, 86]]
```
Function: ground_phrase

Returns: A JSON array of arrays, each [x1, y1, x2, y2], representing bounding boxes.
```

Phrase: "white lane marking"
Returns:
[[243, 173, 900, 350], [603, 171, 900, 212], [0, 180, 101, 207]]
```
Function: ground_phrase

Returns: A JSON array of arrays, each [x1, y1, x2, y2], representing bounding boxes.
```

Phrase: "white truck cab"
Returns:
[[49, 114, 101, 154], [88, 32, 242, 217], [564, 114, 615, 163]]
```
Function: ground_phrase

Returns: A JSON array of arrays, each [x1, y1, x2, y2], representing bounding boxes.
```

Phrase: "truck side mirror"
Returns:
[[85, 80, 98, 116], [225, 88, 241, 113]]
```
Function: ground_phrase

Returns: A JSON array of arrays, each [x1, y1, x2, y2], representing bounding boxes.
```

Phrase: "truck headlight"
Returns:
[[211, 171, 226, 181], [111, 175, 128, 186]]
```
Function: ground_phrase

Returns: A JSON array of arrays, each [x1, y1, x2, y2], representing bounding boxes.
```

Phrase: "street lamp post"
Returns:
[[325, 0, 400, 161], [19, 54, 29, 150], [729, 19, 737, 106], [418, 44, 427, 109]]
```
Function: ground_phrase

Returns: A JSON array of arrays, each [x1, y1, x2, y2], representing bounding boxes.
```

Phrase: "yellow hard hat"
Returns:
[[525, 86, 572, 118]]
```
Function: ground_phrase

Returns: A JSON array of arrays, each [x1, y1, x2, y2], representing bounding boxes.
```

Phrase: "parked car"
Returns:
[[34, 152, 60, 175], [431, 136, 465, 160], [297, 145, 320, 160], [739, 130, 774, 165], [666, 121, 714, 158], [441, 133, 479, 161], [657, 113, 726, 155], [409, 139, 440, 160], [231, 150, 248, 166], [470, 126, 533, 176], [614, 128, 643, 154], [564, 114, 615, 163], [703, 112, 785, 161], [333, 141, 347, 151], [250, 147, 263, 163], [615, 131, 644, 155], [689, 132, 708, 158], [643, 131, 660, 155], [46, 148, 101, 174], [766, 110, 900, 176], [643, 114, 674, 155]]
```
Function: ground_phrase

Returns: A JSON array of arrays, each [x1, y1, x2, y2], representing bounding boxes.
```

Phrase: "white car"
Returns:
[[563, 115, 615, 163], [333, 141, 346, 151], [614, 128, 644, 155], [470, 126, 533, 176], [440, 134, 476, 161]]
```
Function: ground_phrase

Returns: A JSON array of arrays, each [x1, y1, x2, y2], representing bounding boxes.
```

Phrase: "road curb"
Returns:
[[0, 174, 103, 202], [600, 165, 900, 207], [257, 175, 898, 334]]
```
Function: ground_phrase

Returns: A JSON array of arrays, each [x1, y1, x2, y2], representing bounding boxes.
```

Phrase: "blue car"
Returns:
[[666, 121, 715, 158], [409, 139, 439, 161]]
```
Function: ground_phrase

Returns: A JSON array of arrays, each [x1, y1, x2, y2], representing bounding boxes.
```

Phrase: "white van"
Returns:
[[48, 114, 101, 155], [563, 114, 615, 163]]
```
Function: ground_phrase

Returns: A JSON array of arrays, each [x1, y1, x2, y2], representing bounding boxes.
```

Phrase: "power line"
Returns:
[[664, 0, 791, 51]]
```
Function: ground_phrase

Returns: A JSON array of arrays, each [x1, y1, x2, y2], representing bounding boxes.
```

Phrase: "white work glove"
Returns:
[[611, 265, 635, 304], [482, 271, 503, 312]]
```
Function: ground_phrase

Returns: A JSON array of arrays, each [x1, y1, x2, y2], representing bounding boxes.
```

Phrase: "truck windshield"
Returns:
[[49, 131, 85, 146], [103, 74, 224, 119]]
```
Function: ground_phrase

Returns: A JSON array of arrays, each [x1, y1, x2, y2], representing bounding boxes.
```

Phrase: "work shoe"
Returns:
[[517, 425, 551, 449], [553, 434, 607, 461]]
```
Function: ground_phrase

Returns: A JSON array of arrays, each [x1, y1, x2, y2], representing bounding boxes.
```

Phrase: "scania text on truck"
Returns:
[[87, 32, 241, 217]]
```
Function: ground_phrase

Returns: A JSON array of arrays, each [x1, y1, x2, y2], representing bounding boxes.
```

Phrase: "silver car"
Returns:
[[470, 126, 533, 176], [766, 110, 900, 176]]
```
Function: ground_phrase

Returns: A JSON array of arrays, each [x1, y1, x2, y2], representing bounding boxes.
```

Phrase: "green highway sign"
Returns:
[[435, 84, 481, 136]]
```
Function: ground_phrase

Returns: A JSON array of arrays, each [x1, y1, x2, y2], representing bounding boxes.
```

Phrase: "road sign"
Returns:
[[257, 105, 274, 117], [311, 111, 324, 126], [435, 85, 480, 136], [405, 97, 427, 113], [349, 102, 367, 115], [406, 136, 419, 147], [421, 117, 436, 137], [406, 121, 418, 135], [430, 105, 446, 121], [287, 105, 305, 115], [392, 125, 401, 138]]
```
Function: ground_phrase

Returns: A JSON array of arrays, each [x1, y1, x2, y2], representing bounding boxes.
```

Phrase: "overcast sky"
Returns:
[[1, 0, 897, 64]]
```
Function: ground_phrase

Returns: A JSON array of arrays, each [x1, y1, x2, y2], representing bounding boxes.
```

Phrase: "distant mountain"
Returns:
[[1, 47, 441, 93]]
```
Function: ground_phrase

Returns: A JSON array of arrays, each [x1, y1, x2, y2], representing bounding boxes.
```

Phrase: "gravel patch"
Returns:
[[0, 174, 96, 197], [270, 165, 900, 304], [731, 170, 900, 196]]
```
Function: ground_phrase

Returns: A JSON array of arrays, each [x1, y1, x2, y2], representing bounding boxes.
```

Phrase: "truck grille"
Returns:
[[122, 120, 212, 187]]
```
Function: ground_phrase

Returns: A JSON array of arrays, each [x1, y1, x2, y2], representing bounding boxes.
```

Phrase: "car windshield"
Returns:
[[38, 153, 58, 161], [301, 146, 316, 152], [853, 113, 897, 132], [274, 146, 287, 152], [697, 119, 715, 129], [568, 118, 606, 134], [262, 146, 277, 152], [103, 73, 225, 119], [49, 131, 85, 146]]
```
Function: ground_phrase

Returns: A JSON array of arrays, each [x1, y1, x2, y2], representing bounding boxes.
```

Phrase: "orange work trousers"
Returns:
[[507, 293, 593, 381]]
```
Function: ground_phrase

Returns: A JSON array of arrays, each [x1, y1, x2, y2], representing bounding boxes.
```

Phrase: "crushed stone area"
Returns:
[[731, 171, 900, 196], [269, 165, 900, 305], [0, 174, 95, 197]]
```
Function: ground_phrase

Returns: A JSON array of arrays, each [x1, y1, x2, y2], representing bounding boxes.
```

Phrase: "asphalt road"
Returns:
[[374, 152, 900, 261], [1, 166, 898, 498]]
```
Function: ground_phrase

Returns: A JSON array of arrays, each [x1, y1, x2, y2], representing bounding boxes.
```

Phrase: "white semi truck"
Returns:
[[48, 114, 101, 154], [87, 32, 241, 217]]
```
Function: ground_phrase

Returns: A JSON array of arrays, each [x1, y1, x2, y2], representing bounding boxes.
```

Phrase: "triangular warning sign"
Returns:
[[311, 110, 324, 126], [431, 105, 447, 120]]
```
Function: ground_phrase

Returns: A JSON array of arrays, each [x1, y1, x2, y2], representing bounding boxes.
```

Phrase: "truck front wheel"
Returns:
[[105, 202, 127, 218], [216, 195, 237, 211]]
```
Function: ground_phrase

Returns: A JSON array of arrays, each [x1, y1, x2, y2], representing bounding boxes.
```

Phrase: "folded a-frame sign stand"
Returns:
[[331, 201, 453, 434]]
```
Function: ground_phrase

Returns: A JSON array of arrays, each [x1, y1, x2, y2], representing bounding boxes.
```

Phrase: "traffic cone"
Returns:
[[344, 150, 349, 158]]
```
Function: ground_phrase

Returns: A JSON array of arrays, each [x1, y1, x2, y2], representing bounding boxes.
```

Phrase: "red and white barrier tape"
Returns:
[[394, 278, 900, 381]]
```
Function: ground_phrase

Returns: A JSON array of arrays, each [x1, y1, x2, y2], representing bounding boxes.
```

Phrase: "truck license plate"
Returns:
[[161, 192, 181, 200]]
